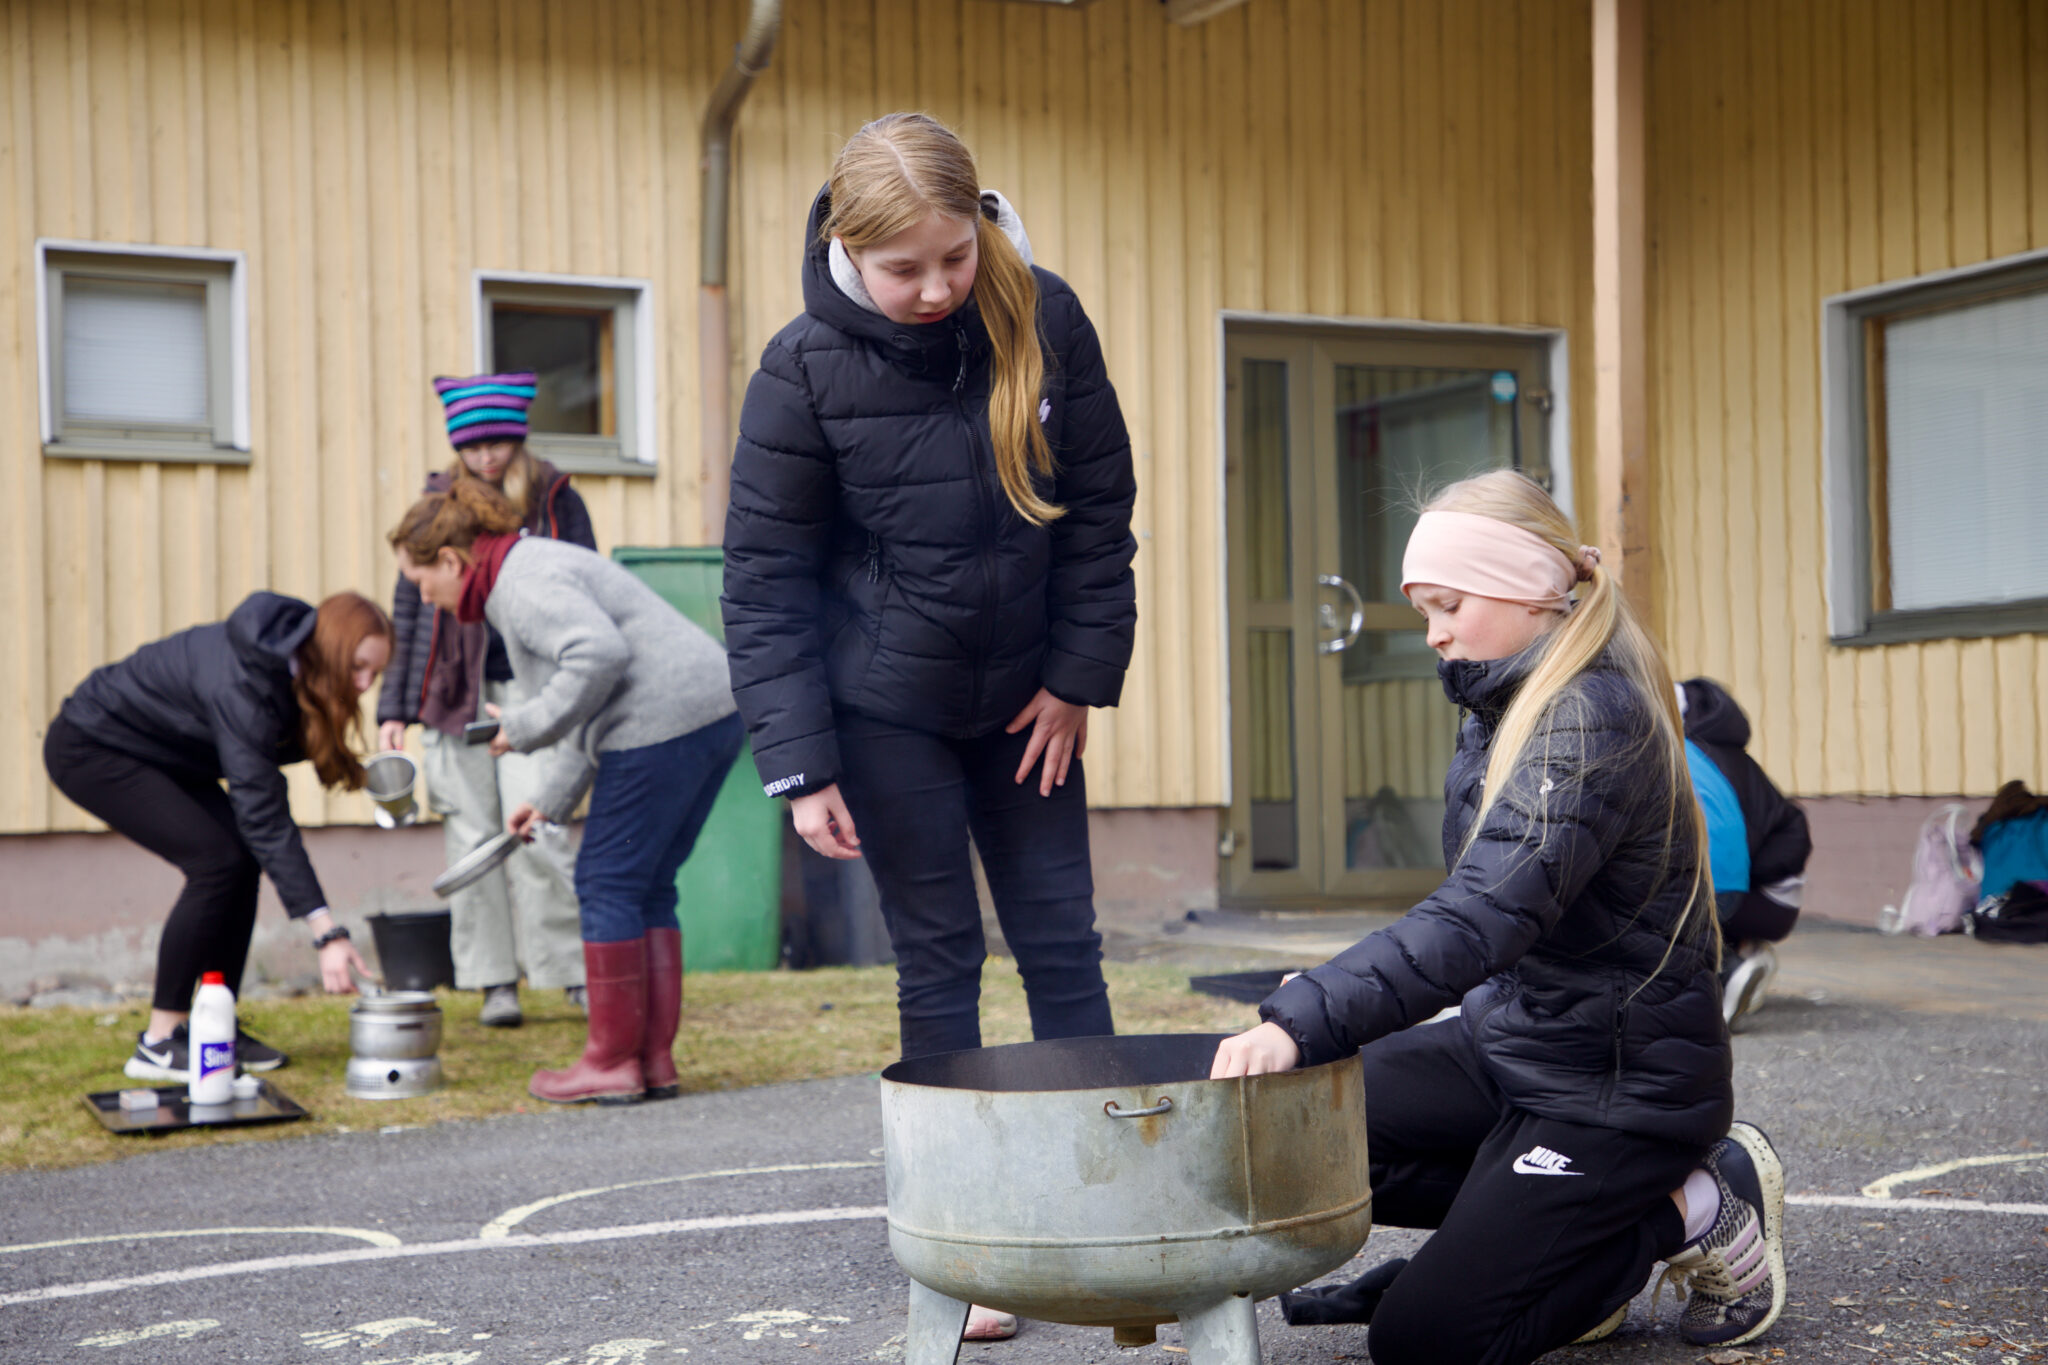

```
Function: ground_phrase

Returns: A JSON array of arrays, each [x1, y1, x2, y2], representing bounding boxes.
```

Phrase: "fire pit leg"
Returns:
[[904, 1278, 971, 1365], [1180, 1293, 1261, 1365]]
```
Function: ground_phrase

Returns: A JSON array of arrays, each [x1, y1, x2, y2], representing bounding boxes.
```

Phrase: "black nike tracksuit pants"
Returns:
[[1353, 1019, 1704, 1365]]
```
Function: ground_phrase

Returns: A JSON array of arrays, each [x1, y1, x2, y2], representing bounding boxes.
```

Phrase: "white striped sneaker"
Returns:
[[1660, 1122, 1787, 1346]]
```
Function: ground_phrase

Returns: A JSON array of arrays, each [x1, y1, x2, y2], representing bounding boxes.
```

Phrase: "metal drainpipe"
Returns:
[[699, 0, 783, 545]]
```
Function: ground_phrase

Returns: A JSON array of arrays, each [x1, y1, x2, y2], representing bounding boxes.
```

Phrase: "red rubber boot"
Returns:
[[529, 939, 647, 1105], [643, 928, 684, 1100]]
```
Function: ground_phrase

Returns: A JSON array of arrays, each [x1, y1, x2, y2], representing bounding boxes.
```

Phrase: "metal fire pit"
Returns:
[[879, 1033, 1371, 1365]]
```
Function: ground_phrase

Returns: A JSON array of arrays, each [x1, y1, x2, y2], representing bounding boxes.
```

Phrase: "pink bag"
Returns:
[[1878, 804, 1982, 936]]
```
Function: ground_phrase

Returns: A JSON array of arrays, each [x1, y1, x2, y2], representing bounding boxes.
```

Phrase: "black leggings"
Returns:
[[1357, 1021, 1701, 1365], [44, 716, 263, 1013]]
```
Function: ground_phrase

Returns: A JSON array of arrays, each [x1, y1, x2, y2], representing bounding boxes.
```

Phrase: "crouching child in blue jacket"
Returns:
[[1212, 471, 1787, 1365]]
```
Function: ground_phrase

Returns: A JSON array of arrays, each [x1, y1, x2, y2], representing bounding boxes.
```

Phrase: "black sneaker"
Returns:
[[1662, 1122, 1787, 1345], [124, 1025, 189, 1082], [236, 1026, 288, 1072]]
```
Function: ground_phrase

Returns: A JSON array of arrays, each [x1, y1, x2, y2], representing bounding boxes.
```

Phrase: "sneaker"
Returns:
[[1572, 1303, 1627, 1344], [1662, 1122, 1787, 1346], [563, 985, 587, 1016], [236, 1026, 288, 1072], [124, 1025, 189, 1083], [1721, 944, 1778, 1028], [479, 984, 523, 1028]]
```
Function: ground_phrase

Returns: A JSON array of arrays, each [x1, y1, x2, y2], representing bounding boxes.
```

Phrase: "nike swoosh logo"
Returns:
[[137, 1045, 173, 1066], [1511, 1156, 1585, 1176]]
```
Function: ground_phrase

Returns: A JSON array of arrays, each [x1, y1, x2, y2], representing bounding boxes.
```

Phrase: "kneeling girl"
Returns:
[[1213, 471, 1786, 1365]]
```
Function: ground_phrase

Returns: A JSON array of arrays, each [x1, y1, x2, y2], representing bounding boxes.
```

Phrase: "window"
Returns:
[[475, 274, 654, 474], [1824, 250, 2048, 644], [37, 242, 249, 462]]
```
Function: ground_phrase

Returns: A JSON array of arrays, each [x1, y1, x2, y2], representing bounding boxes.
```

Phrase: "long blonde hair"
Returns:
[[447, 442, 539, 521], [1432, 470, 1715, 975], [822, 112, 1061, 526]]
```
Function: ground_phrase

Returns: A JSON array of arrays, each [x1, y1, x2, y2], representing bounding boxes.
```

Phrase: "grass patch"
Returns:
[[0, 962, 1259, 1173]]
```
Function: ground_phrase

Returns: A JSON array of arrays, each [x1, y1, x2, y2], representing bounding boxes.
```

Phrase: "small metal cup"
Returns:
[[365, 751, 419, 829]]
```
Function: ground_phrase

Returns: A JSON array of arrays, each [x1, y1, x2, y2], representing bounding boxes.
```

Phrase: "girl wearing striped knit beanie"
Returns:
[[375, 372, 598, 1028]]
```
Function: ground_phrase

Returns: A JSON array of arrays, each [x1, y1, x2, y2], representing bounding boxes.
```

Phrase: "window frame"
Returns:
[[473, 271, 656, 478], [36, 240, 251, 464], [1822, 247, 2048, 645]]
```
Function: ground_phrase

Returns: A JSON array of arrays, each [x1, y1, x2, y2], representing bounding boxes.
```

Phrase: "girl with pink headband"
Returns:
[[1213, 470, 1786, 1363]]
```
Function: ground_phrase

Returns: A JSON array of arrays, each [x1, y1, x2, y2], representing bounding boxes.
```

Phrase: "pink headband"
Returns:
[[1401, 510, 1598, 609]]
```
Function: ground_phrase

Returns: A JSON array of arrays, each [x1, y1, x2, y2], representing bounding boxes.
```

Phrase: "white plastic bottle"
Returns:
[[188, 971, 237, 1105]]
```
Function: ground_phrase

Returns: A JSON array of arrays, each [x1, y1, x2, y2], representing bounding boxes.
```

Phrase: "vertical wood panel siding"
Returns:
[[1648, 0, 2048, 798], [3, 0, 1594, 834]]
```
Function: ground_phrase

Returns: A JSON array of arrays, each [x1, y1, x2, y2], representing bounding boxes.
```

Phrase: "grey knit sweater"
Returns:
[[486, 537, 737, 820]]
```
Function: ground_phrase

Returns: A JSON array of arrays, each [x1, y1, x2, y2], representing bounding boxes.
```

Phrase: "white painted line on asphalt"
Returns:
[[1791, 1193, 2048, 1217], [1858, 1152, 2046, 1199], [0, 1206, 890, 1310], [0, 1226, 402, 1256], [479, 1161, 883, 1240]]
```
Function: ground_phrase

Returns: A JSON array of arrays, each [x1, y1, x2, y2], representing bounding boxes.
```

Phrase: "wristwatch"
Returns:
[[311, 924, 352, 951]]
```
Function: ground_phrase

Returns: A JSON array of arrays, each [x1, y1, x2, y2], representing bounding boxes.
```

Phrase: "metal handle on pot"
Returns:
[[1104, 1097, 1173, 1119]]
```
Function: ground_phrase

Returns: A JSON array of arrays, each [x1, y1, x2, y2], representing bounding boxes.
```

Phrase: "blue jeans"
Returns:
[[834, 710, 1114, 1060], [575, 713, 745, 945]]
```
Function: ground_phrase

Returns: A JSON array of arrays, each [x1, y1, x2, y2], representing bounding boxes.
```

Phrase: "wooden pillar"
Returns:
[[1592, 0, 1654, 629]]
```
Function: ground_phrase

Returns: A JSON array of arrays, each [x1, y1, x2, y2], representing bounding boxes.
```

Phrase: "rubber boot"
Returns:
[[529, 939, 648, 1105], [643, 928, 684, 1100]]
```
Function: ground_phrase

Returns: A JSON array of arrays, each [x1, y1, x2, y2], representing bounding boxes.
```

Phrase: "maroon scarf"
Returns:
[[456, 532, 520, 624]]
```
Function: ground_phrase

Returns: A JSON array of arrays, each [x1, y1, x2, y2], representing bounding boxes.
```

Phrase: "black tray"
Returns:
[[84, 1080, 310, 1135], [1188, 969, 1303, 1005]]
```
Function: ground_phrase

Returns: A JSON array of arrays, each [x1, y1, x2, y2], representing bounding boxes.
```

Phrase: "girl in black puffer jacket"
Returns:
[[723, 112, 1135, 1089], [1214, 472, 1785, 1364]]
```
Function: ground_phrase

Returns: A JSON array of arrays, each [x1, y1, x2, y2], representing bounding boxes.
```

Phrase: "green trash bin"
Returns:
[[613, 546, 781, 972]]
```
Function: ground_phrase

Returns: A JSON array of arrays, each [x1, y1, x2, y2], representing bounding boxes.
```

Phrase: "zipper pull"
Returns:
[[953, 321, 969, 393], [866, 531, 881, 582]]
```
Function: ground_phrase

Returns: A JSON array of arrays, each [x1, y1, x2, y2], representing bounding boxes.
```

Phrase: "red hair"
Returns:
[[295, 592, 392, 791]]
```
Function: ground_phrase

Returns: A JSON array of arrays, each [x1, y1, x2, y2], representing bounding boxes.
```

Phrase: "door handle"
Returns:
[[1316, 574, 1365, 655]]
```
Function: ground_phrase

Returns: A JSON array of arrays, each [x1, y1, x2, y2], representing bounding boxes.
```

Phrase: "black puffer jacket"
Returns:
[[1262, 645, 1733, 1147], [57, 593, 329, 917], [721, 188, 1138, 796], [1680, 677, 1812, 895]]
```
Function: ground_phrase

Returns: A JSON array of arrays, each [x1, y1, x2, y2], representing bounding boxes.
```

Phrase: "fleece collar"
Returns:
[[825, 188, 1035, 315]]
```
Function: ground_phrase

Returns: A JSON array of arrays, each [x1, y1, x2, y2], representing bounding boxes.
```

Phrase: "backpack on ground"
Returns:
[[1877, 803, 1981, 936]]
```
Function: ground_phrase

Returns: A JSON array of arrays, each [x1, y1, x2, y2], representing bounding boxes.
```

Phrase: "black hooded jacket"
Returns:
[[720, 187, 1139, 797], [1261, 645, 1734, 1147], [57, 593, 329, 917], [1679, 677, 1812, 895]]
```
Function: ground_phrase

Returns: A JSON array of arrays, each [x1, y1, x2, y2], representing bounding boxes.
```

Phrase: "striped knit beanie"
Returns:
[[433, 372, 537, 448]]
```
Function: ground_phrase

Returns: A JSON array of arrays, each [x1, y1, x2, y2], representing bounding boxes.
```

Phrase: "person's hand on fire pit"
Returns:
[[1210, 1020, 1301, 1078]]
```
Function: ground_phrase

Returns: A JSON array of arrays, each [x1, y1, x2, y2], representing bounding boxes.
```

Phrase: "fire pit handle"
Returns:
[[1104, 1097, 1173, 1120]]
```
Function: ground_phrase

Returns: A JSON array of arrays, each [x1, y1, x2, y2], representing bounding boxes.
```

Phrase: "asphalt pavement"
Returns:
[[2, 922, 2044, 1365]]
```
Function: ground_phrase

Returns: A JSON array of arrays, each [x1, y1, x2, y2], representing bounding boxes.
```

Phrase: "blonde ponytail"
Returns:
[[821, 111, 1063, 527], [1434, 471, 1716, 976]]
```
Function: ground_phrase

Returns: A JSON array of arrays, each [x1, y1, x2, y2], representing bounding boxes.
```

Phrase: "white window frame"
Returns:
[[36, 240, 251, 463], [1821, 246, 2048, 646], [473, 270, 656, 477]]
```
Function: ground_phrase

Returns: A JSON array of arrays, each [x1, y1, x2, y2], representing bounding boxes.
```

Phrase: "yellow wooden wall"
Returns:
[[2, 0, 1596, 835], [1647, 0, 2048, 798]]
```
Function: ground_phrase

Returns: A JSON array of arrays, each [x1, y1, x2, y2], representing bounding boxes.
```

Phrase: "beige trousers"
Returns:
[[420, 682, 585, 989]]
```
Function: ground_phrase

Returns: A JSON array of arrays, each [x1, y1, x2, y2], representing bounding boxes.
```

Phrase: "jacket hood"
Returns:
[[800, 183, 1030, 370], [1679, 677, 1751, 748], [226, 592, 318, 672]]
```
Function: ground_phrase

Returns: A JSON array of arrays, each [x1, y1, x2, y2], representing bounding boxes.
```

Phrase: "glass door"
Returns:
[[1224, 328, 1554, 905]]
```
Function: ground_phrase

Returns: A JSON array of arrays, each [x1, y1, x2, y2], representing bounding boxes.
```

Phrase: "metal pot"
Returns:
[[349, 990, 442, 1064], [365, 752, 419, 829], [345, 1054, 443, 1100], [879, 1034, 1371, 1365]]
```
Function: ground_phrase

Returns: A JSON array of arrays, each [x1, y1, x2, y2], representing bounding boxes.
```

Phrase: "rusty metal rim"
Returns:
[[885, 1192, 1371, 1249]]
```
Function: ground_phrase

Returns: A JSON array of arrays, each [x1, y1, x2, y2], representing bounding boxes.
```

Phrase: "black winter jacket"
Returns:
[[1680, 678, 1812, 897], [57, 593, 329, 917], [721, 188, 1138, 797], [378, 461, 595, 735], [1262, 645, 1734, 1147]]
